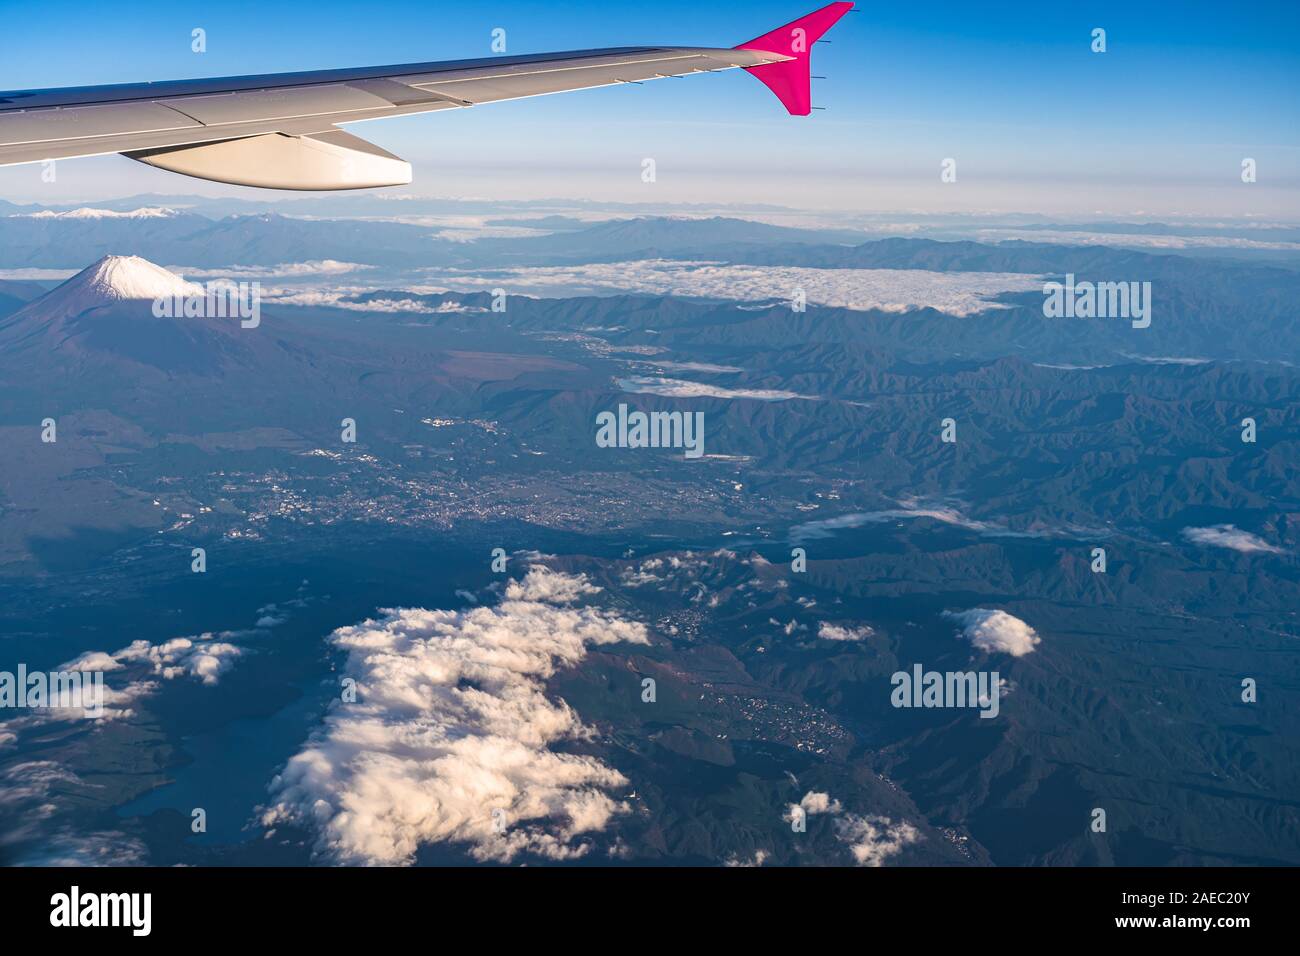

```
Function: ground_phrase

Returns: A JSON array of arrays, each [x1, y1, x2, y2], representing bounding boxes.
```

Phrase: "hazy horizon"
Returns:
[[2, 0, 1295, 215]]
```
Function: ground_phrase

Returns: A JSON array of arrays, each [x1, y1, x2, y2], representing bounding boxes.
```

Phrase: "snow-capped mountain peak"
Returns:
[[15, 255, 204, 324], [12, 206, 180, 220], [70, 255, 199, 301]]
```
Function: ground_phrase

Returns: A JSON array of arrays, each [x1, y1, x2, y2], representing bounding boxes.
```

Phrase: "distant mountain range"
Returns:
[[4, 210, 1296, 368], [0, 209, 445, 269]]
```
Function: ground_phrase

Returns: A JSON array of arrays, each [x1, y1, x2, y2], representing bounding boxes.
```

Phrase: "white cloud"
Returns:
[[255, 614, 286, 628], [113, 636, 242, 685], [10, 828, 150, 866], [173, 260, 369, 279], [265, 288, 485, 313], [63, 651, 123, 673], [784, 790, 919, 866], [975, 227, 1300, 252], [944, 608, 1042, 657], [366, 213, 554, 241], [0, 761, 82, 809], [0, 762, 85, 850], [617, 376, 817, 402], [421, 260, 1043, 316], [1119, 353, 1212, 366], [794, 791, 841, 816], [618, 553, 721, 591], [0, 632, 247, 747], [789, 497, 1040, 544], [0, 267, 78, 280], [1182, 524, 1284, 554], [261, 567, 649, 865], [507, 565, 602, 604], [620, 561, 665, 586], [0, 761, 147, 864], [649, 361, 744, 374], [817, 622, 874, 642], [724, 849, 770, 867], [832, 814, 921, 867]]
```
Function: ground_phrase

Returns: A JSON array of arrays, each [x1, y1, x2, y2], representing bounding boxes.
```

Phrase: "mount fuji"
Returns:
[[0, 253, 544, 437], [0, 255, 292, 378], [12, 255, 202, 321]]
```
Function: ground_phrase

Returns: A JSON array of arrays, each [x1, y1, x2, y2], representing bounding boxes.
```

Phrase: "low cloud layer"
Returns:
[[789, 497, 1046, 544], [1182, 524, 1284, 554], [650, 361, 744, 374], [617, 375, 817, 402], [944, 608, 1042, 657], [419, 260, 1043, 315], [266, 287, 484, 313], [173, 260, 369, 279], [261, 567, 649, 865], [0, 761, 149, 866], [975, 226, 1300, 252]]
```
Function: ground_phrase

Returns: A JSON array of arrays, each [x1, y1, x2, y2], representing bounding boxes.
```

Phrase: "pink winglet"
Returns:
[[735, 1, 854, 116]]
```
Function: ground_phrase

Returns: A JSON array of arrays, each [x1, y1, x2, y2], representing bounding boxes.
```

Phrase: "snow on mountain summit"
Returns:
[[73, 255, 200, 300], [13, 255, 204, 324], [13, 206, 180, 220]]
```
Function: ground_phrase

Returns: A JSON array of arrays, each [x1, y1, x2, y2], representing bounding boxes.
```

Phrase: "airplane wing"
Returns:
[[0, 2, 852, 190]]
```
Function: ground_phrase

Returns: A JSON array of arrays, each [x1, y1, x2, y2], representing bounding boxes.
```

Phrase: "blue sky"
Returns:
[[1, 0, 1296, 215]]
